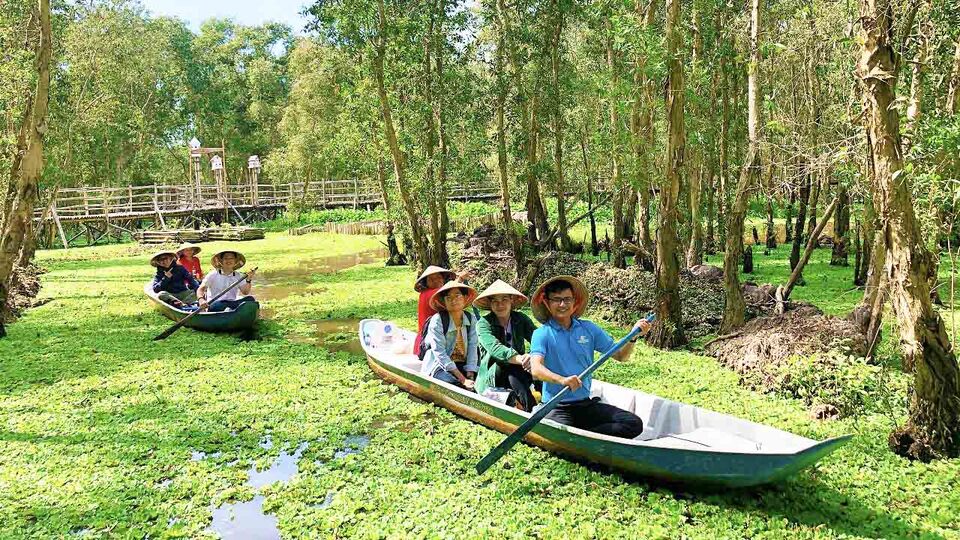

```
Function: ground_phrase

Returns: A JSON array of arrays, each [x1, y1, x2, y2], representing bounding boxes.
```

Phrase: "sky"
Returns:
[[138, 0, 312, 33]]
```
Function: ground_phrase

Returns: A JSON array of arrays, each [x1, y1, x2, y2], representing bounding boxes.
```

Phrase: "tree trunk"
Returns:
[[0, 0, 51, 322], [686, 161, 703, 267], [858, 0, 960, 460], [947, 38, 960, 114], [631, 0, 657, 269], [852, 138, 888, 337], [853, 217, 862, 282], [494, 0, 523, 276], [718, 59, 730, 242], [765, 163, 777, 249], [790, 170, 811, 272], [579, 132, 599, 256], [831, 186, 850, 266], [784, 185, 795, 243], [623, 188, 638, 241], [524, 95, 550, 243], [721, 0, 762, 333], [806, 173, 821, 241], [906, 19, 929, 126], [607, 21, 626, 268], [649, 0, 686, 349], [373, 0, 429, 267], [423, 4, 444, 266], [705, 160, 716, 254], [857, 195, 876, 285], [804, 13, 822, 237], [550, 3, 571, 251], [434, 27, 451, 267]]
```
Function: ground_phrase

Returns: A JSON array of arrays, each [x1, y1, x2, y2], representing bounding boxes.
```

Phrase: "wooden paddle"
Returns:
[[475, 314, 654, 474], [152, 266, 258, 341]]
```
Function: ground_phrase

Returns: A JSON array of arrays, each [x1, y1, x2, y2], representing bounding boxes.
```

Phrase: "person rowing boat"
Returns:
[[528, 275, 652, 438]]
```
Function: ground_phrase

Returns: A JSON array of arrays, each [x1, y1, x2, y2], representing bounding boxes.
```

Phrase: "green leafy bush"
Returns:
[[260, 208, 386, 231], [757, 350, 909, 417], [446, 201, 498, 220]]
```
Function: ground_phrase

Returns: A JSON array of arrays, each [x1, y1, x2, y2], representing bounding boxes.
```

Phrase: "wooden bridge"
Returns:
[[33, 178, 500, 249]]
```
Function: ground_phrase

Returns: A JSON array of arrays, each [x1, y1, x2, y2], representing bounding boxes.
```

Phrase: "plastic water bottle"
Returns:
[[381, 323, 394, 346]]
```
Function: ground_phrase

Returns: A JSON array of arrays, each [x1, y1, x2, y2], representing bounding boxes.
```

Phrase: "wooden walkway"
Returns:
[[33, 178, 500, 248]]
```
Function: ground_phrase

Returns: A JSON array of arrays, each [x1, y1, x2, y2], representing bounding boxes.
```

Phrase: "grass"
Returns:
[[0, 232, 958, 538]]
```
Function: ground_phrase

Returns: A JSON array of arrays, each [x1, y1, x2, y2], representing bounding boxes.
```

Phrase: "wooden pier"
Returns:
[[32, 178, 499, 249]]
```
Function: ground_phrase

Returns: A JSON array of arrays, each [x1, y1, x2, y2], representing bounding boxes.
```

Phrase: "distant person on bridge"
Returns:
[[198, 249, 256, 312], [176, 243, 204, 281], [150, 250, 199, 309]]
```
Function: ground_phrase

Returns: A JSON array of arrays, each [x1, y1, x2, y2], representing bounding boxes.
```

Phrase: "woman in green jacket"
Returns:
[[475, 280, 539, 411]]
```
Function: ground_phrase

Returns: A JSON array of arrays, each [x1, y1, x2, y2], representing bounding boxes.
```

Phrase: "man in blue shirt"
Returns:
[[529, 276, 650, 439]]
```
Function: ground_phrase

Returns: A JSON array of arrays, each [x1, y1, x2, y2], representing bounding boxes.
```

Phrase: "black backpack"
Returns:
[[417, 311, 471, 361]]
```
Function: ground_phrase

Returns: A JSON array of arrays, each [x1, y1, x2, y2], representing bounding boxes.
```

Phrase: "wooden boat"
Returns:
[[360, 319, 850, 488], [144, 283, 259, 333]]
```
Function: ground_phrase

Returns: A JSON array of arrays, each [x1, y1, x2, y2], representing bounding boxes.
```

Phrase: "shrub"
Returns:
[[752, 350, 909, 418], [260, 208, 386, 231]]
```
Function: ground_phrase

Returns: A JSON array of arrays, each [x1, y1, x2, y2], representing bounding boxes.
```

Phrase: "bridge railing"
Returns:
[[34, 177, 501, 222]]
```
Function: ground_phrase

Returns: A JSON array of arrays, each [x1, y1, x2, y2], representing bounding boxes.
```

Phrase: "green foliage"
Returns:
[[20, 3, 294, 190], [446, 201, 499, 220], [2, 234, 959, 538], [260, 208, 386, 231], [754, 351, 909, 417]]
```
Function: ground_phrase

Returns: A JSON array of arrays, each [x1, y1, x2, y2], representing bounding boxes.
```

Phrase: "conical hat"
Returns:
[[475, 279, 528, 310], [176, 242, 201, 256], [414, 265, 456, 292], [531, 275, 589, 323], [211, 249, 246, 270], [429, 281, 478, 312], [150, 250, 177, 268]]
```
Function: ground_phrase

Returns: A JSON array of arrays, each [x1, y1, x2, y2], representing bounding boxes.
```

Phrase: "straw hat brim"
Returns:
[[150, 251, 177, 268], [531, 275, 589, 323], [176, 243, 201, 256], [474, 280, 528, 310], [211, 249, 246, 270], [429, 281, 478, 311], [414, 265, 456, 292]]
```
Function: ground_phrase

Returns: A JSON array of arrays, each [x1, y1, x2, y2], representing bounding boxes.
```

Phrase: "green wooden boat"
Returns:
[[360, 319, 850, 488], [144, 283, 259, 333]]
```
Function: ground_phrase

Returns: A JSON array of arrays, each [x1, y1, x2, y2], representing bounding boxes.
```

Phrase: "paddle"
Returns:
[[152, 266, 258, 341], [475, 313, 654, 475]]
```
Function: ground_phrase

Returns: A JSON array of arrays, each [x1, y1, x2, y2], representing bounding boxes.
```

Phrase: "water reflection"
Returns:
[[205, 434, 370, 538], [247, 442, 308, 490], [208, 495, 278, 540]]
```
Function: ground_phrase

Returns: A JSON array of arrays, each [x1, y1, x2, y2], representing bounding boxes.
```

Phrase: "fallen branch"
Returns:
[[703, 331, 744, 348], [537, 194, 613, 249], [775, 196, 840, 313]]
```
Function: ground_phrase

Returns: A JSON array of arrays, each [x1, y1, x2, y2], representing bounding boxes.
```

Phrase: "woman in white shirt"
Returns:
[[198, 249, 257, 312]]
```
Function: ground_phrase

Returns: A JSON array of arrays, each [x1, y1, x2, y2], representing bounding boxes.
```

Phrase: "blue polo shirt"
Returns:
[[529, 318, 614, 403]]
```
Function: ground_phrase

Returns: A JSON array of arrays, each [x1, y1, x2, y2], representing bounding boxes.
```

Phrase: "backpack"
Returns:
[[417, 311, 471, 362]]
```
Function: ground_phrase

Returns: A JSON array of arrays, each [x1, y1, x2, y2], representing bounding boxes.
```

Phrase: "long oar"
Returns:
[[475, 322, 645, 474], [153, 267, 258, 341]]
